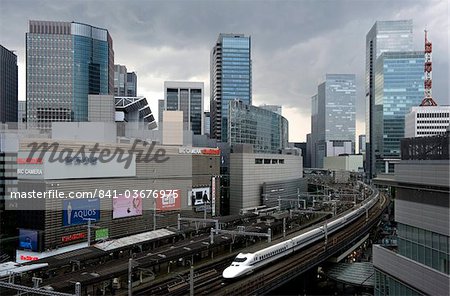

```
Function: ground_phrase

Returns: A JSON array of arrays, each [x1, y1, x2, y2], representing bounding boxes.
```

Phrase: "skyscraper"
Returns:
[[365, 20, 413, 177], [162, 81, 204, 135], [0, 45, 18, 123], [26, 20, 114, 129], [373, 52, 424, 174], [126, 72, 137, 97], [311, 74, 356, 168], [210, 34, 251, 142], [114, 64, 127, 96]]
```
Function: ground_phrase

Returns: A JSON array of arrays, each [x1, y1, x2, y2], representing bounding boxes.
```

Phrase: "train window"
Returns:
[[234, 257, 247, 262]]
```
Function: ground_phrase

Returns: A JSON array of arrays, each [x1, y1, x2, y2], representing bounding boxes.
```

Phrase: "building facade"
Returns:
[[358, 134, 366, 154], [0, 45, 18, 123], [405, 106, 450, 138], [365, 20, 414, 178], [311, 74, 356, 168], [228, 100, 288, 154], [15, 139, 220, 255], [126, 72, 137, 97], [229, 145, 303, 215], [210, 34, 251, 142], [373, 134, 449, 295], [114, 64, 127, 96], [26, 21, 114, 129], [373, 51, 424, 174], [162, 81, 204, 135]]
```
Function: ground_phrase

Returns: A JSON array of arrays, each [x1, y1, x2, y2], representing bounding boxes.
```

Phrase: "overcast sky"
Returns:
[[1, 0, 448, 142]]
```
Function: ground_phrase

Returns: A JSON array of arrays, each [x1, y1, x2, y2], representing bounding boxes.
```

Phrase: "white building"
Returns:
[[405, 106, 450, 138], [323, 154, 363, 172]]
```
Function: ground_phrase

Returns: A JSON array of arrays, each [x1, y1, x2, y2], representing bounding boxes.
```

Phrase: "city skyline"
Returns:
[[0, 0, 448, 141]]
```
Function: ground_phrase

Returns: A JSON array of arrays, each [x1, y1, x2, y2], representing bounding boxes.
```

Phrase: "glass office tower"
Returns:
[[229, 100, 288, 154], [210, 34, 251, 142], [0, 45, 18, 123], [365, 20, 413, 177], [163, 81, 204, 135], [373, 51, 424, 173], [26, 21, 113, 129]]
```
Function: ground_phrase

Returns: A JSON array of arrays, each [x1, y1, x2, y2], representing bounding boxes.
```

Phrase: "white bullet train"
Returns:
[[222, 187, 379, 279]]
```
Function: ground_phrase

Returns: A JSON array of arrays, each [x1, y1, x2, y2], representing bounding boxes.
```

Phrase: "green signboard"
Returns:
[[95, 228, 109, 240]]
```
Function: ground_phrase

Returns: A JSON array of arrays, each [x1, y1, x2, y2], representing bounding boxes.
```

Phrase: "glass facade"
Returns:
[[0, 45, 18, 123], [114, 65, 127, 96], [375, 270, 423, 296], [365, 20, 413, 177], [228, 100, 288, 154], [126, 72, 137, 97], [26, 21, 112, 128], [397, 223, 449, 275], [210, 34, 251, 141], [374, 51, 424, 173], [163, 82, 203, 135]]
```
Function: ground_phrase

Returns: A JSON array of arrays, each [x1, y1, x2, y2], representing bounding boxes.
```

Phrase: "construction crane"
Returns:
[[420, 30, 438, 106]]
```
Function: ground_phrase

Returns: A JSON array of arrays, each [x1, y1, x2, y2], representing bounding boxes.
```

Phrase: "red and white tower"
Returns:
[[420, 30, 437, 106]]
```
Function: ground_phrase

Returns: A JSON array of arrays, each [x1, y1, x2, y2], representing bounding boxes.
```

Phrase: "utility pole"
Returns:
[[189, 265, 194, 296], [128, 258, 133, 296]]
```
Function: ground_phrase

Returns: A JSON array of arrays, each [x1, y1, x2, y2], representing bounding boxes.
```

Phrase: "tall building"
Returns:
[[126, 72, 137, 97], [359, 134, 366, 154], [114, 64, 127, 96], [373, 133, 449, 295], [210, 33, 251, 142], [162, 81, 204, 135], [158, 99, 164, 129], [228, 100, 288, 154], [26, 20, 114, 129], [405, 106, 450, 138], [365, 20, 413, 178], [0, 45, 18, 123], [203, 111, 210, 137], [373, 52, 424, 174], [310, 74, 356, 168]]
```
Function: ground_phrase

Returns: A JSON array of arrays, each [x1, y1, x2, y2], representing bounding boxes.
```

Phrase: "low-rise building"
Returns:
[[405, 105, 450, 138]]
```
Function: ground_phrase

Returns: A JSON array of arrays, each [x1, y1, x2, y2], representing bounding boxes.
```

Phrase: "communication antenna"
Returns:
[[420, 30, 437, 106]]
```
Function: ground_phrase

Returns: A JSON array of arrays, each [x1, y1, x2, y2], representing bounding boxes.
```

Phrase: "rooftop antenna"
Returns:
[[420, 29, 438, 106]]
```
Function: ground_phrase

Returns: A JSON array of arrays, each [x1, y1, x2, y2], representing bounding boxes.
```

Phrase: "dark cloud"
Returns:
[[1, 0, 448, 141]]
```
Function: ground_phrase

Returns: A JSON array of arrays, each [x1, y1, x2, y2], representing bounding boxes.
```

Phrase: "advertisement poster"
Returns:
[[156, 190, 181, 211], [63, 198, 100, 226], [211, 177, 216, 216], [95, 228, 109, 240], [19, 229, 39, 251], [112, 194, 142, 219], [189, 187, 210, 206]]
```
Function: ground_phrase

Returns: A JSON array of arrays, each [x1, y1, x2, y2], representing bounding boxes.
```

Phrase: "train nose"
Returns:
[[222, 266, 235, 279]]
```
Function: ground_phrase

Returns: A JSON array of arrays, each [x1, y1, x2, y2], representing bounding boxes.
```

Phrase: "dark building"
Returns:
[[0, 45, 18, 123], [126, 72, 137, 97], [291, 142, 308, 168]]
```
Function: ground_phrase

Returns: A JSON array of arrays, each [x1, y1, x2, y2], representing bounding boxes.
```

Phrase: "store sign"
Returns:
[[95, 228, 109, 240], [156, 190, 181, 211], [19, 229, 39, 251], [211, 177, 216, 216], [17, 168, 43, 175], [20, 255, 39, 261], [63, 198, 100, 226], [178, 147, 220, 155], [112, 194, 142, 219], [17, 158, 43, 164], [61, 232, 86, 243]]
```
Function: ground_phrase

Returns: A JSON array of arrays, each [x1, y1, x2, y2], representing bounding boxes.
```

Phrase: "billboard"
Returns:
[[188, 187, 210, 206], [63, 198, 100, 226], [19, 229, 39, 251], [155, 190, 181, 211], [113, 194, 142, 219]]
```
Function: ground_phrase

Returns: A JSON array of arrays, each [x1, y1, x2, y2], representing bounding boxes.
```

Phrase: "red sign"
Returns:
[[156, 190, 181, 211], [20, 255, 39, 261], [17, 158, 43, 164], [61, 233, 86, 242], [201, 148, 220, 155]]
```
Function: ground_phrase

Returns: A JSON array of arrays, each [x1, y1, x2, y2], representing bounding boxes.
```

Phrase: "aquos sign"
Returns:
[[62, 198, 100, 226], [178, 147, 220, 155]]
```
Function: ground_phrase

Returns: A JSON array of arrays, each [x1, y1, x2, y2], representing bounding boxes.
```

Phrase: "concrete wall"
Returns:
[[162, 111, 183, 145], [88, 95, 115, 122], [229, 152, 303, 215]]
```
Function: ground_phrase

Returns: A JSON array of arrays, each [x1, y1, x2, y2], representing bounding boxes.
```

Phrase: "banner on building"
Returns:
[[63, 198, 100, 226], [112, 194, 142, 219], [155, 190, 181, 211]]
